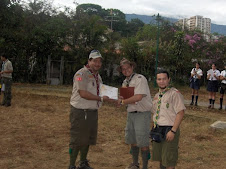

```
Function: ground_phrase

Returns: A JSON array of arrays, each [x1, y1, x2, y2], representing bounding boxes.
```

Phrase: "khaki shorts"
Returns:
[[69, 106, 98, 148], [152, 129, 180, 167], [125, 111, 151, 147]]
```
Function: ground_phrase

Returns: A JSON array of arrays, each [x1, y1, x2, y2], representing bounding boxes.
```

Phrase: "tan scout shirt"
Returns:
[[70, 66, 103, 109], [122, 74, 152, 112], [2, 60, 13, 78], [152, 87, 186, 126]]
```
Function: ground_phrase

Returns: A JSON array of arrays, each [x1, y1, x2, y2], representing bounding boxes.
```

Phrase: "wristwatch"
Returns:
[[171, 129, 176, 134]]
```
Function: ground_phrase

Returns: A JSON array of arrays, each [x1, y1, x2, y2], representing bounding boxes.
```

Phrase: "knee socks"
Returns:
[[220, 98, 223, 108], [141, 149, 150, 169], [131, 146, 139, 165], [195, 96, 198, 104], [80, 145, 89, 162], [69, 147, 80, 166], [191, 95, 194, 103]]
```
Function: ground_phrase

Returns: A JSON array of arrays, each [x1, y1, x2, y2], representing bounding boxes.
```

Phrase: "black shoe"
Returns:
[[190, 102, 194, 105], [195, 103, 198, 106], [77, 160, 93, 169], [0, 103, 5, 106], [219, 107, 222, 110], [68, 165, 76, 169]]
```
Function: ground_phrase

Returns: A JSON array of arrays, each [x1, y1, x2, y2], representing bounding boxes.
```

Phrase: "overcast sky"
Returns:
[[52, 0, 226, 25]]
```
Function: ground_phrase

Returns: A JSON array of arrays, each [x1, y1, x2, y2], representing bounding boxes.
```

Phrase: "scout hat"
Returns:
[[117, 58, 136, 72], [89, 50, 102, 59]]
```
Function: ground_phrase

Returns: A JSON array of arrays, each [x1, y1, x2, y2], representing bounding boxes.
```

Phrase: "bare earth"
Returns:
[[0, 84, 225, 169]]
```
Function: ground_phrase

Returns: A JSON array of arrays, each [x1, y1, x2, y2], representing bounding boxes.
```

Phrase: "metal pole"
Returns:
[[154, 13, 160, 87]]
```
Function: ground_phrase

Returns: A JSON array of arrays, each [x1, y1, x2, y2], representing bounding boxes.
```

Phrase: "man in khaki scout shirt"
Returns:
[[0, 53, 13, 107], [151, 70, 185, 169], [68, 50, 110, 169], [117, 58, 152, 169]]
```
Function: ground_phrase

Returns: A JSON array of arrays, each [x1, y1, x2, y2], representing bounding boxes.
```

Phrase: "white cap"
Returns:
[[89, 50, 102, 59]]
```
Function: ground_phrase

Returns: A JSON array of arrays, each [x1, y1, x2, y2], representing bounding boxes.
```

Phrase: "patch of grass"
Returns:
[[0, 84, 225, 169]]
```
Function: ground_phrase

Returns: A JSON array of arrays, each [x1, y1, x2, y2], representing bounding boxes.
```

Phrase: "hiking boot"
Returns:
[[195, 102, 198, 106], [77, 160, 93, 169], [208, 105, 211, 109], [68, 166, 76, 169], [219, 107, 222, 110], [125, 163, 139, 169], [190, 102, 194, 106], [211, 104, 214, 109]]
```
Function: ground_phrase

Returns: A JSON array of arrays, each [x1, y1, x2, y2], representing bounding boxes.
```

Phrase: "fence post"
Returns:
[[46, 55, 51, 85], [60, 55, 64, 85]]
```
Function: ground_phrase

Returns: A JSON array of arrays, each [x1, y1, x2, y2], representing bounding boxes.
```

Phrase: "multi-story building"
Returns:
[[176, 15, 211, 41]]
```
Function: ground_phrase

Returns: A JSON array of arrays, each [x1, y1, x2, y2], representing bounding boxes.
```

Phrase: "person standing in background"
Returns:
[[0, 53, 13, 107], [207, 63, 221, 109], [190, 62, 203, 106], [219, 64, 226, 110]]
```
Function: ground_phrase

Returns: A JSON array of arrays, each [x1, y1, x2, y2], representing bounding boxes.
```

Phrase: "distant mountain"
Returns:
[[125, 14, 226, 35]]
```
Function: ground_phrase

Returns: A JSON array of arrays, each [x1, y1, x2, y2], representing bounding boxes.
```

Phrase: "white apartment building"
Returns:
[[176, 15, 211, 41], [177, 15, 211, 33]]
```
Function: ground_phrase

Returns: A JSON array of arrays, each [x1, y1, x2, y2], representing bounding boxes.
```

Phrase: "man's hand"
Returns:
[[166, 131, 175, 142], [102, 96, 110, 102]]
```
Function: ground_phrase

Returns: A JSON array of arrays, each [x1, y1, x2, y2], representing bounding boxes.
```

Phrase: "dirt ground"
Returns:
[[0, 84, 225, 169]]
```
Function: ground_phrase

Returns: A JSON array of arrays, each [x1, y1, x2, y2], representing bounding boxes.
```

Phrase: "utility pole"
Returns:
[[154, 13, 161, 87], [105, 9, 119, 31]]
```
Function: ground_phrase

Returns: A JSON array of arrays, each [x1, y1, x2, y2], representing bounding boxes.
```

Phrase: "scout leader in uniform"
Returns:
[[117, 58, 153, 169], [151, 70, 185, 169], [68, 50, 111, 169]]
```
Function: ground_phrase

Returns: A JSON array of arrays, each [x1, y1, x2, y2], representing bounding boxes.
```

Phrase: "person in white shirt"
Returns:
[[207, 64, 221, 109], [190, 62, 203, 106], [219, 64, 226, 110]]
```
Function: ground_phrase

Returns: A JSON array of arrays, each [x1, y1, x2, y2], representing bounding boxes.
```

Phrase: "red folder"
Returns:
[[120, 87, 134, 99]]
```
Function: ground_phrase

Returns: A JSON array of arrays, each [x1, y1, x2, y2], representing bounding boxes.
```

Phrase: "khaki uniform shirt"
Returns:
[[1, 60, 13, 78], [122, 74, 152, 112], [152, 87, 186, 126], [70, 66, 103, 109]]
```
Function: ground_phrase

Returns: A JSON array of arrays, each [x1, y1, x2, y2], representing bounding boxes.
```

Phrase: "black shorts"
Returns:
[[190, 79, 200, 90], [207, 80, 218, 92], [69, 106, 98, 148], [220, 83, 226, 94]]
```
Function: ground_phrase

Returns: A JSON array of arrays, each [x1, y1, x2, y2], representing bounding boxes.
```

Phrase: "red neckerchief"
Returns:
[[86, 64, 100, 106]]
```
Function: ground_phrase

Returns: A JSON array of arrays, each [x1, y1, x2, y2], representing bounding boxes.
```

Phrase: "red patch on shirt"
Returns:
[[76, 77, 82, 81]]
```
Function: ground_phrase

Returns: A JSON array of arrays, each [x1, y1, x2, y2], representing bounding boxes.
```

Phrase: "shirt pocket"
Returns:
[[161, 100, 173, 111]]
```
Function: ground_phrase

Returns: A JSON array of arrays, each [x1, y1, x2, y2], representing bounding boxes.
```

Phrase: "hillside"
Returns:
[[126, 14, 226, 35]]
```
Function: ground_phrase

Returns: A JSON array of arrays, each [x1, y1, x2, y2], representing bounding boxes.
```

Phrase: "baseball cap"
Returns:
[[89, 50, 102, 59]]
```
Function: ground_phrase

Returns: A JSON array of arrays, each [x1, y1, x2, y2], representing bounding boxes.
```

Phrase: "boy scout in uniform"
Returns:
[[0, 53, 13, 107], [68, 50, 110, 169], [117, 58, 152, 169], [151, 70, 185, 169]]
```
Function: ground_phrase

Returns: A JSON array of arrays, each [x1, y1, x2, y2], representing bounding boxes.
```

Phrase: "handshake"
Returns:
[[101, 96, 125, 108]]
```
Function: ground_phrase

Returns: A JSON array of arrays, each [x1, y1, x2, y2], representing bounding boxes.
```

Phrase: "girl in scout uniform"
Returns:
[[207, 64, 221, 109], [219, 64, 226, 110], [190, 62, 203, 106]]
